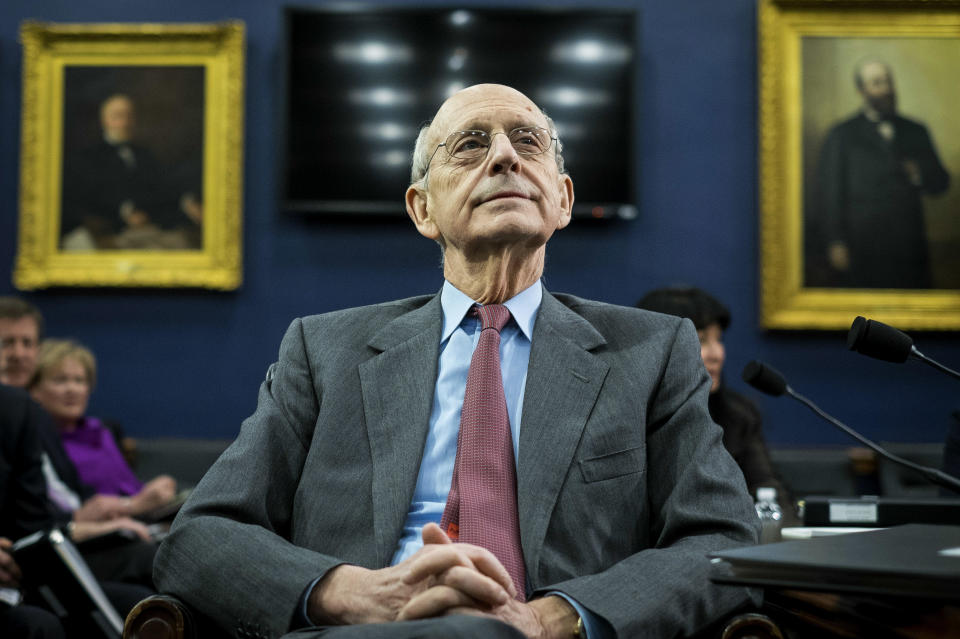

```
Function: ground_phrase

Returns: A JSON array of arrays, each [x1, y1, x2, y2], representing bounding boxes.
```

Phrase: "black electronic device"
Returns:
[[711, 524, 960, 600], [800, 495, 960, 527], [742, 360, 960, 494], [12, 528, 123, 638], [848, 316, 960, 380], [281, 5, 638, 220]]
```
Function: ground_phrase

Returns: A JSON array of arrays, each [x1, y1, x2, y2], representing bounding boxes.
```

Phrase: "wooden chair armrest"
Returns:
[[123, 594, 193, 639], [720, 611, 785, 639]]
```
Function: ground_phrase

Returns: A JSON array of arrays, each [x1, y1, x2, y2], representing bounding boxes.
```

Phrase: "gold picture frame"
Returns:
[[14, 21, 244, 290], [758, 0, 960, 329]]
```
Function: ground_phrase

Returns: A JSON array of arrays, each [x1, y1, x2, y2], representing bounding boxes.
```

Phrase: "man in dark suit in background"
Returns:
[[155, 84, 759, 639], [808, 59, 950, 289], [0, 384, 155, 637], [1, 385, 66, 638]]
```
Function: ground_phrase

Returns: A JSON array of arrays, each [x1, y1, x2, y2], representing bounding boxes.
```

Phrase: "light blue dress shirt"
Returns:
[[389, 280, 607, 639], [390, 280, 538, 563]]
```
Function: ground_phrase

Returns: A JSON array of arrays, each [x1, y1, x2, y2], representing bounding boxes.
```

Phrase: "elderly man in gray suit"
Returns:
[[154, 84, 759, 639]]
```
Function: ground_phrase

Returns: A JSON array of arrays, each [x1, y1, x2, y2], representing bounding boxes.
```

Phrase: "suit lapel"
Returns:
[[517, 291, 608, 583], [359, 294, 442, 566]]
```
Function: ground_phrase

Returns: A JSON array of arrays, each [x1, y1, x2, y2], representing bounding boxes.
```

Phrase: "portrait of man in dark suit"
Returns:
[[58, 67, 205, 251], [805, 59, 950, 289]]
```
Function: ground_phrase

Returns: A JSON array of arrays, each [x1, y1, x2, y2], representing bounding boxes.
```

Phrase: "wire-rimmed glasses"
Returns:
[[423, 126, 559, 184]]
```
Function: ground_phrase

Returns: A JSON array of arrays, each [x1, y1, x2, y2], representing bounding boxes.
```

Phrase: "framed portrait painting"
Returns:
[[758, 0, 960, 329], [14, 21, 245, 289]]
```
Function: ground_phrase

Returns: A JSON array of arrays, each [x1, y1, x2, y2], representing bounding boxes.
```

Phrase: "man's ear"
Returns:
[[406, 184, 440, 240], [556, 173, 574, 230]]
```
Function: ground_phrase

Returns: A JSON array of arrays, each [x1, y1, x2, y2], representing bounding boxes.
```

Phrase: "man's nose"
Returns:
[[488, 134, 520, 174]]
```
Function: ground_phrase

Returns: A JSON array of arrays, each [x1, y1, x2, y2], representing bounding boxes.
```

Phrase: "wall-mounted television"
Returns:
[[282, 5, 638, 220]]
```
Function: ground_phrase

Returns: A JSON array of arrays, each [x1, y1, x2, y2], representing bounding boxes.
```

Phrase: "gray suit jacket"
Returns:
[[154, 289, 759, 638]]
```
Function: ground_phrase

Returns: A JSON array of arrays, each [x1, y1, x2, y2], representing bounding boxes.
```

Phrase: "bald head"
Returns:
[[410, 84, 564, 184], [854, 60, 897, 117], [431, 84, 542, 141]]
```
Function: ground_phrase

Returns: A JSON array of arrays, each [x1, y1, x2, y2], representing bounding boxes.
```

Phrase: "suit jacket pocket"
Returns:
[[578, 446, 645, 483]]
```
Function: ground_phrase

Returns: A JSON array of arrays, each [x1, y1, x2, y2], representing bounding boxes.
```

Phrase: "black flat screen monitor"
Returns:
[[282, 6, 637, 220]]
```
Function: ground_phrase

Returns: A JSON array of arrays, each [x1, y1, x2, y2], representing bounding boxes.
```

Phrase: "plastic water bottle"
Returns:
[[755, 486, 783, 544]]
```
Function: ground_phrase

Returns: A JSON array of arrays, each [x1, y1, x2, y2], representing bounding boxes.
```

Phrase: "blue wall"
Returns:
[[2, 0, 958, 446]]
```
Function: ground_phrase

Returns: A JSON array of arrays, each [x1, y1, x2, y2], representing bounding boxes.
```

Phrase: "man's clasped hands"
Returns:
[[308, 523, 575, 638]]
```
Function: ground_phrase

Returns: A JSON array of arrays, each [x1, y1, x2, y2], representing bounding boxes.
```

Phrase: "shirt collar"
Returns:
[[862, 106, 892, 124], [440, 279, 542, 343]]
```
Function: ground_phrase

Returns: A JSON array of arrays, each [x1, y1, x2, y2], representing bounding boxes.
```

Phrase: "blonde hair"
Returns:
[[30, 339, 97, 390]]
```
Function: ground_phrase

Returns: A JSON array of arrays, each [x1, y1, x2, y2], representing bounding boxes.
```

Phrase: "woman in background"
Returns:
[[28, 339, 177, 519], [637, 286, 799, 525]]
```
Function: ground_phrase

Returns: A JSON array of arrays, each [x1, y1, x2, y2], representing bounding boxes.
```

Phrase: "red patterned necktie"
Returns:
[[440, 304, 526, 601]]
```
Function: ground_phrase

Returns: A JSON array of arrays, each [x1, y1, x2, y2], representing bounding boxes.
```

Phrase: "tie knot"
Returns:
[[473, 304, 511, 333]]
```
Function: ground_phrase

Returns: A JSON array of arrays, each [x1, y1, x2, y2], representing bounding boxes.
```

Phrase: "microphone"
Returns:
[[742, 360, 960, 494], [848, 316, 960, 381], [741, 360, 788, 396]]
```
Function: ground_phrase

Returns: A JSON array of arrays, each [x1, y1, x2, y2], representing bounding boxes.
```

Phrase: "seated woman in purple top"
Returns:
[[28, 338, 177, 518]]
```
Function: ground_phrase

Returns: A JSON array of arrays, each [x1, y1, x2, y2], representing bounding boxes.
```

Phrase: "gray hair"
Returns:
[[409, 111, 566, 187]]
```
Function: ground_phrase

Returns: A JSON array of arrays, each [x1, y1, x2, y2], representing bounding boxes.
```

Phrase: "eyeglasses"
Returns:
[[423, 126, 558, 183]]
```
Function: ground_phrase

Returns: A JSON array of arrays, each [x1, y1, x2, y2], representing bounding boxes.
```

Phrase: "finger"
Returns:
[[421, 522, 451, 546], [0, 555, 22, 586], [0, 568, 19, 588], [443, 606, 491, 618], [450, 545, 517, 598], [117, 519, 152, 541], [436, 565, 510, 607], [129, 523, 152, 541], [402, 545, 476, 585], [397, 585, 481, 621], [404, 544, 516, 598]]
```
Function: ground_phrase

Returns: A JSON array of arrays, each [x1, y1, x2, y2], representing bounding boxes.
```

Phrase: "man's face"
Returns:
[[406, 84, 573, 257], [0, 316, 40, 388], [101, 96, 136, 143], [858, 62, 897, 118]]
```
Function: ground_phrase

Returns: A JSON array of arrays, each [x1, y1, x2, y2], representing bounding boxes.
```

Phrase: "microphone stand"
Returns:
[[787, 387, 960, 495], [911, 346, 960, 381]]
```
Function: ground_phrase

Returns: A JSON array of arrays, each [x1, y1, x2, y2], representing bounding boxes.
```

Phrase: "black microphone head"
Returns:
[[742, 360, 789, 397], [847, 316, 869, 351], [847, 316, 913, 363]]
